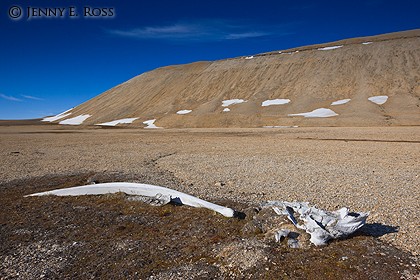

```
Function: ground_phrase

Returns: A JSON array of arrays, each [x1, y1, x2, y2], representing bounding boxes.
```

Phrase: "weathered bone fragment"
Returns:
[[262, 201, 369, 246], [274, 229, 291, 242]]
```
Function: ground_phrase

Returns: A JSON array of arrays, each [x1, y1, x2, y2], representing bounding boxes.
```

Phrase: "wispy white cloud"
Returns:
[[22, 95, 43, 101], [109, 24, 206, 40], [108, 20, 291, 42], [0, 93, 22, 102], [225, 32, 270, 40]]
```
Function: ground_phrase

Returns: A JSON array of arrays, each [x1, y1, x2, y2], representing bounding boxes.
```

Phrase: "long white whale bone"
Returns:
[[25, 182, 235, 218]]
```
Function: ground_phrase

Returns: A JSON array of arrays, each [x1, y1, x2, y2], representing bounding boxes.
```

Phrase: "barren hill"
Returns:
[[45, 29, 420, 128]]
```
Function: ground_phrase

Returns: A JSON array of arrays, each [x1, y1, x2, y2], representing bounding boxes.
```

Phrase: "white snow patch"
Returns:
[[25, 182, 235, 217], [288, 108, 338, 118], [143, 119, 162, 129], [222, 99, 246, 107], [362, 42, 373, 45], [58, 108, 73, 115], [95, 118, 139, 126], [176, 110, 192, 115], [245, 56, 254, 60], [262, 99, 291, 106], [368, 95, 388, 105], [318, 45, 343, 51], [331, 99, 351, 105], [223, 108, 230, 112], [59, 114, 91, 125], [41, 108, 73, 122], [263, 126, 298, 128], [42, 113, 72, 122]]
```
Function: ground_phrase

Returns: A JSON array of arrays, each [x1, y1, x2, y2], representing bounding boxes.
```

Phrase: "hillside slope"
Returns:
[[47, 29, 420, 127]]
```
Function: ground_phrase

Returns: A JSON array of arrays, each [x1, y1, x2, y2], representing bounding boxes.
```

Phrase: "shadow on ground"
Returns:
[[359, 223, 399, 237]]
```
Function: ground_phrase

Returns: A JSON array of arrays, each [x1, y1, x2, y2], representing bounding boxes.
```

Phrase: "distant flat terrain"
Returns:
[[1, 124, 419, 278], [1, 124, 418, 258]]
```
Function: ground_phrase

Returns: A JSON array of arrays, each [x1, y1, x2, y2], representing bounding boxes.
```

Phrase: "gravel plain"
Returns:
[[0, 123, 419, 278]]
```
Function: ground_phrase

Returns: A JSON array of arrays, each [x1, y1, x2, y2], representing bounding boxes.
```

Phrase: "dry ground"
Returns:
[[0, 122, 419, 278], [62, 29, 420, 128]]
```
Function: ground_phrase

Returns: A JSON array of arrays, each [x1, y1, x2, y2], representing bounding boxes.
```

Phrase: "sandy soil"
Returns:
[[0, 123, 419, 278], [57, 29, 420, 128]]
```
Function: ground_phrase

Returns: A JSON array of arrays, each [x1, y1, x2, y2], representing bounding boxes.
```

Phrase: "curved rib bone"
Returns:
[[26, 182, 235, 218]]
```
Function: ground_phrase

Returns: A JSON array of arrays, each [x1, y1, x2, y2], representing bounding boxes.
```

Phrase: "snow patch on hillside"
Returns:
[[176, 110, 192, 115], [263, 126, 298, 128], [95, 118, 139, 126], [331, 99, 351, 105], [288, 108, 338, 118], [222, 99, 246, 107], [59, 114, 91, 125], [318, 45, 343, 51], [368, 95, 388, 105], [143, 119, 162, 129], [223, 108, 230, 112], [262, 99, 291, 106], [41, 108, 73, 122]]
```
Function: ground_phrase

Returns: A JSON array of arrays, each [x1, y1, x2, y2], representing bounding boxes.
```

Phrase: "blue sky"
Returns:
[[0, 0, 419, 119]]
